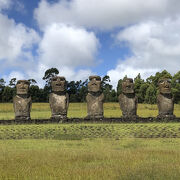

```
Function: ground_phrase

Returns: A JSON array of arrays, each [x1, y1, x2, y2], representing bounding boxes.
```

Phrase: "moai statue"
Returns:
[[86, 75, 104, 119], [118, 78, 138, 118], [157, 78, 175, 119], [13, 80, 32, 121], [49, 76, 69, 121]]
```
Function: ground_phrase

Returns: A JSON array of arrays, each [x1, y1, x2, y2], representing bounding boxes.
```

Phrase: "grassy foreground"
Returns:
[[0, 138, 180, 179], [0, 103, 180, 179], [0, 103, 179, 120]]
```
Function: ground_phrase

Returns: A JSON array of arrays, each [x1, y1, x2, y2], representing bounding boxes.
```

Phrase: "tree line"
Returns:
[[0, 68, 179, 104]]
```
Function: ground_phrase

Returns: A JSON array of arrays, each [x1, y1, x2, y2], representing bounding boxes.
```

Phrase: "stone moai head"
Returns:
[[122, 78, 134, 94], [16, 80, 30, 95], [88, 75, 101, 93], [51, 76, 66, 93], [158, 78, 171, 94]]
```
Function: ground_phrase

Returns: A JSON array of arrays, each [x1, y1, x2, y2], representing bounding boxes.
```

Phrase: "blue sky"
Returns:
[[0, 0, 180, 88]]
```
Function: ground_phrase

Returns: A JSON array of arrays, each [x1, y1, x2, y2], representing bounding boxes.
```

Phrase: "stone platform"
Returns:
[[0, 117, 180, 125]]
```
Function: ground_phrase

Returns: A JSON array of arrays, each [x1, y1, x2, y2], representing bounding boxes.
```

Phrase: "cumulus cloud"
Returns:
[[0, 0, 12, 10], [34, 0, 180, 30], [0, 4, 40, 84], [0, 14, 40, 62], [108, 17, 180, 88], [26, 23, 99, 87], [38, 23, 99, 68], [0, 14, 98, 86], [3, 71, 25, 85]]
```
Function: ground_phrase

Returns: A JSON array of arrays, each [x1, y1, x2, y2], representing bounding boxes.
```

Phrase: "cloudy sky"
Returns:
[[0, 0, 180, 88]]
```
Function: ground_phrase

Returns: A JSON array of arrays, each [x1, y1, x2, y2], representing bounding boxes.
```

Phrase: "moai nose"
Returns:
[[57, 78, 61, 83], [164, 81, 169, 87]]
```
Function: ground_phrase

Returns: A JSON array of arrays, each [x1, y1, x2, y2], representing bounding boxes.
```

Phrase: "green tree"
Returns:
[[145, 84, 157, 104], [102, 75, 117, 102], [29, 85, 41, 102], [43, 68, 59, 87], [67, 79, 88, 102], [171, 71, 180, 104], [134, 73, 145, 103], [9, 78, 16, 88], [42, 68, 59, 102], [139, 83, 149, 103], [28, 79, 37, 85], [2, 86, 14, 102]]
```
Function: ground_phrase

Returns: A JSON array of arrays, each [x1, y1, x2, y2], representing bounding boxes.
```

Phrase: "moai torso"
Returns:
[[118, 78, 138, 118], [49, 76, 69, 120], [157, 78, 175, 118], [13, 80, 32, 120], [86, 76, 104, 119]]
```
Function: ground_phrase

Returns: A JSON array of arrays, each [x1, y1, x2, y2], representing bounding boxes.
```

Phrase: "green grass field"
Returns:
[[0, 103, 180, 179], [0, 138, 180, 179], [0, 102, 179, 120]]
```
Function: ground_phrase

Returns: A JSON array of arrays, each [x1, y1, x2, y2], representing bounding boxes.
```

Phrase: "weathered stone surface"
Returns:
[[118, 78, 138, 118], [13, 80, 31, 120], [157, 78, 175, 118], [86, 75, 104, 119], [49, 76, 69, 120]]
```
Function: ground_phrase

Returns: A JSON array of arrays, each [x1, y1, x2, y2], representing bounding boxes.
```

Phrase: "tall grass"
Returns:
[[0, 103, 179, 120], [0, 138, 180, 179]]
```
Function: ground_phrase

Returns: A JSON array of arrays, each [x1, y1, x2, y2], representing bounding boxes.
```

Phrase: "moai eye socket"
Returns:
[[60, 77, 65, 81], [25, 81, 30, 85], [52, 77, 58, 81], [159, 80, 164, 84], [89, 75, 101, 81], [96, 77, 101, 81]]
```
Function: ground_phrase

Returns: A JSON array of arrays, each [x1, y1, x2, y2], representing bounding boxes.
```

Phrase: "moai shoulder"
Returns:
[[157, 78, 175, 119], [13, 80, 32, 121], [86, 75, 104, 120], [118, 78, 138, 118], [49, 76, 69, 121]]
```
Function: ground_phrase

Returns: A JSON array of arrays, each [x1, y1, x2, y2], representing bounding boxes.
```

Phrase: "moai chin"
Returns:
[[118, 78, 138, 118], [86, 75, 104, 119], [13, 80, 32, 121], [49, 76, 69, 121], [157, 78, 175, 119]]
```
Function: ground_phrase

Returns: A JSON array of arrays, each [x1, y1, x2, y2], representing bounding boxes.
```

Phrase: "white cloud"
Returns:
[[0, 0, 12, 10], [108, 17, 180, 88], [59, 67, 93, 82], [0, 14, 40, 62], [3, 71, 25, 85], [34, 0, 180, 30], [38, 23, 99, 71], [0, 9, 40, 86]]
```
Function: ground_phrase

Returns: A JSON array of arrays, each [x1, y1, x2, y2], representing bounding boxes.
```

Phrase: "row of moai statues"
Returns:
[[13, 76, 175, 121]]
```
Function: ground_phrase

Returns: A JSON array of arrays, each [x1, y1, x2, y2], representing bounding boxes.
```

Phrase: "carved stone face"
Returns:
[[16, 80, 30, 95], [122, 78, 134, 94], [159, 78, 171, 94], [88, 76, 101, 93], [51, 76, 66, 92]]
